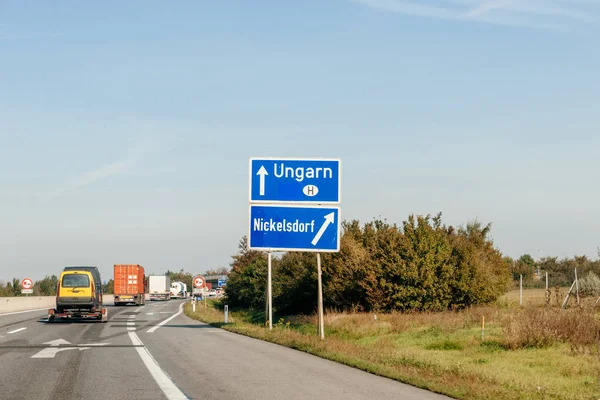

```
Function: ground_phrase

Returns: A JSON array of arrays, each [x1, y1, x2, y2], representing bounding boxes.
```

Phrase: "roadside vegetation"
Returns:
[[186, 212, 600, 400], [186, 295, 599, 400]]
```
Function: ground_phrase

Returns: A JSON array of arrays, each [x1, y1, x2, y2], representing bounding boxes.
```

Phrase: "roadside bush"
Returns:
[[577, 271, 600, 298], [227, 213, 513, 314], [224, 237, 275, 310], [502, 306, 598, 353]]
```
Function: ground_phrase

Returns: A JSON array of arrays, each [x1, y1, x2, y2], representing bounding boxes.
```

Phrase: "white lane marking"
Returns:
[[7, 327, 27, 334], [0, 308, 48, 317], [128, 331, 188, 399], [31, 340, 108, 359], [159, 312, 171, 314], [146, 313, 154, 315], [32, 347, 88, 358], [147, 303, 184, 333], [128, 327, 136, 331]]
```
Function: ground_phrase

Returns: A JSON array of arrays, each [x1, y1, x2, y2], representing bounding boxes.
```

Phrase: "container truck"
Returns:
[[113, 264, 146, 306], [48, 268, 107, 322], [149, 275, 171, 301]]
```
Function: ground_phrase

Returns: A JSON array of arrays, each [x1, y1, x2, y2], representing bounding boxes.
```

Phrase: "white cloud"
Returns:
[[350, 0, 599, 30], [39, 137, 162, 200], [44, 159, 135, 199]]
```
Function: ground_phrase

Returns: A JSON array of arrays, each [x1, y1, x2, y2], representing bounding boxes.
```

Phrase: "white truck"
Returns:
[[149, 275, 171, 301], [169, 281, 187, 299]]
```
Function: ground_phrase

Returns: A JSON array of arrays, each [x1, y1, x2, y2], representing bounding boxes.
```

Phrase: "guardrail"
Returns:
[[0, 294, 132, 314], [0, 296, 56, 314]]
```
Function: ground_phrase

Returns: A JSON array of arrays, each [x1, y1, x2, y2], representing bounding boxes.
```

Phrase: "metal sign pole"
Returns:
[[317, 252, 324, 339], [268, 252, 273, 330]]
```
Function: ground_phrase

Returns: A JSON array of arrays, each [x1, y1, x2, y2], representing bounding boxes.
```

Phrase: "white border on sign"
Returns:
[[248, 157, 342, 205], [21, 278, 33, 289], [247, 204, 341, 253], [192, 275, 204, 289]]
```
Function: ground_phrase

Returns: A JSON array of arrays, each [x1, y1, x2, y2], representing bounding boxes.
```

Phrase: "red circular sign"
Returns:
[[21, 278, 33, 289], [193, 276, 204, 289]]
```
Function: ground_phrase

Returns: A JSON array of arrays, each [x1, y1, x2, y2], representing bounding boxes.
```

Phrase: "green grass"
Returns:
[[184, 296, 600, 400]]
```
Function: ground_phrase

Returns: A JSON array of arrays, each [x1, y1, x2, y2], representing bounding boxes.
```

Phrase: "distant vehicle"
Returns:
[[193, 292, 203, 301], [113, 264, 146, 306], [149, 275, 171, 301], [192, 287, 204, 300], [169, 281, 187, 299], [48, 269, 107, 322]]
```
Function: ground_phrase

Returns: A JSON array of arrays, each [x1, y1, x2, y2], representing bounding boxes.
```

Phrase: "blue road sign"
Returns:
[[249, 158, 341, 204], [218, 278, 227, 287], [248, 204, 340, 252]]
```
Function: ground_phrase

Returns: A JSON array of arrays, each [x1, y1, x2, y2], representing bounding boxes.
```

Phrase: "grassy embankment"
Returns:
[[185, 289, 600, 400]]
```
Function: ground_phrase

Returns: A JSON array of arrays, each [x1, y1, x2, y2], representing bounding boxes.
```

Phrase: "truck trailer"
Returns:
[[113, 264, 146, 306], [149, 275, 171, 301]]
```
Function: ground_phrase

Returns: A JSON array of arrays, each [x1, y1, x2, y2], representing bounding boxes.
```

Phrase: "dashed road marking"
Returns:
[[147, 303, 184, 333], [7, 327, 27, 334], [128, 331, 188, 399]]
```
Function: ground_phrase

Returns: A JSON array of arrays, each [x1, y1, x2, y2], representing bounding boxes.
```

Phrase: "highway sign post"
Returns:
[[248, 205, 340, 252], [192, 276, 205, 289], [248, 157, 341, 337], [21, 278, 33, 296], [249, 158, 341, 204]]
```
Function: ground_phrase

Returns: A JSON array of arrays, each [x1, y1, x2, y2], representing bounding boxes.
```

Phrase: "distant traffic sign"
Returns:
[[248, 204, 340, 252], [21, 278, 33, 290], [249, 158, 341, 204], [192, 276, 205, 289], [217, 278, 227, 287], [21, 289, 33, 294]]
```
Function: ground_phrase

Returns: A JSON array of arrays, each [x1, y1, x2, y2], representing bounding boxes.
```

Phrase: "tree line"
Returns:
[[0, 267, 227, 297], [224, 213, 600, 315], [0, 275, 59, 297], [505, 252, 600, 289], [225, 213, 513, 315]]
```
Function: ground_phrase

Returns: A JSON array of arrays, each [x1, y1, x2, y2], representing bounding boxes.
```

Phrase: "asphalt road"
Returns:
[[0, 299, 452, 400]]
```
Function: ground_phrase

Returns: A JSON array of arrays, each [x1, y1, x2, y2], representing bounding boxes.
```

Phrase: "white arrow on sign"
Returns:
[[311, 212, 335, 246], [257, 166, 268, 196], [31, 339, 109, 359]]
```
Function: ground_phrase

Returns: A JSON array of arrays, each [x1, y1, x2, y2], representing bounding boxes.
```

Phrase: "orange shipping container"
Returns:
[[113, 264, 146, 306]]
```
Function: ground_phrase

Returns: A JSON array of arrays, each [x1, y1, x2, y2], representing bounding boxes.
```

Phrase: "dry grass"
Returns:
[[184, 293, 600, 400], [502, 306, 598, 353]]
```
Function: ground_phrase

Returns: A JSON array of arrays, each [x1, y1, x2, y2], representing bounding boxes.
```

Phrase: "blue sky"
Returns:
[[1, 0, 599, 282]]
